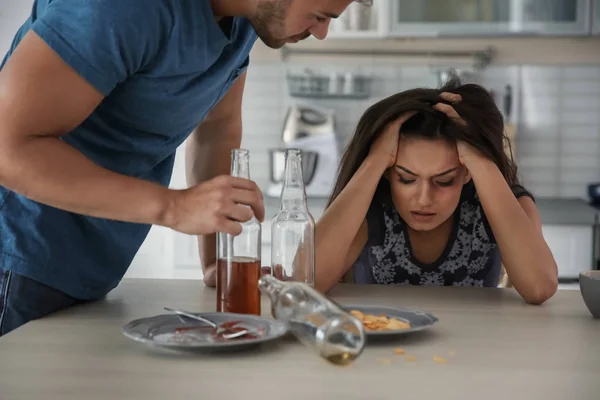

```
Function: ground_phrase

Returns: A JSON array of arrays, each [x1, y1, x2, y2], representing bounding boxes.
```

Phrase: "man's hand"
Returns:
[[167, 174, 264, 236]]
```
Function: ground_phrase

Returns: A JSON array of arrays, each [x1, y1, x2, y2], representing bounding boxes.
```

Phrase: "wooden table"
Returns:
[[1, 279, 599, 400]]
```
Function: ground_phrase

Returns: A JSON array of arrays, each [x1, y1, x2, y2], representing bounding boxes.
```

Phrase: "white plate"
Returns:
[[342, 305, 439, 337], [122, 312, 288, 353]]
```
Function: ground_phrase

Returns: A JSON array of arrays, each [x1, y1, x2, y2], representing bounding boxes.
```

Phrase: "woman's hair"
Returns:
[[326, 74, 518, 208]]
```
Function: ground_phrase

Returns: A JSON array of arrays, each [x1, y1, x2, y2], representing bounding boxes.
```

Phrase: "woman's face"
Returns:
[[388, 136, 471, 232]]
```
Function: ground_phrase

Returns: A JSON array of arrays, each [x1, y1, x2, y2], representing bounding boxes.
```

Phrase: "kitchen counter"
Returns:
[[536, 197, 599, 226], [1, 279, 599, 400]]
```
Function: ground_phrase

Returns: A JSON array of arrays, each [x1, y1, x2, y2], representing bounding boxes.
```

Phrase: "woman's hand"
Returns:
[[367, 111, 417, 168], [434, 92, 484, 168], [455, 138, 487, 169]]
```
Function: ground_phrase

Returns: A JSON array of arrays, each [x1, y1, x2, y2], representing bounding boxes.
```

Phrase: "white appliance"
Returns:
[[543, 224, 596, 282], [267, 105, 340, 198]]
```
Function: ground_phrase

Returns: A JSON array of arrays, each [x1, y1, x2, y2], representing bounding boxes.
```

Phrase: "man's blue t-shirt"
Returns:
[[0, 0, 258, 299]]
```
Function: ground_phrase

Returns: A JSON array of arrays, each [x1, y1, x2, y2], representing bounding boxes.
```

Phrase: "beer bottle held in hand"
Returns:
[[271, 149, 315, 286], [216, 149, 262, 315]]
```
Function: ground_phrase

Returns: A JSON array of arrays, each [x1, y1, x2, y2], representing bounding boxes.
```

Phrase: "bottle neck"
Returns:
[[231, 149, 250, 179], [280, 151, 308, 211], [258, 275, 285, 300]]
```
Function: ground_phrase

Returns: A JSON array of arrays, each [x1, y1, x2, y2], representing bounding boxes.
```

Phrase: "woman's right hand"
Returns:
[[367, 111, 417, 169]]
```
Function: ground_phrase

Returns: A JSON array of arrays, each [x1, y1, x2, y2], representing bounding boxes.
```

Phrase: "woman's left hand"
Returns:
[[455, 140, 483, 168], [434, 92, 482, 167]]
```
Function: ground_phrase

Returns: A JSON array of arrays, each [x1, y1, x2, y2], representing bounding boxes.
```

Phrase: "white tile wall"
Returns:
[[518, 65, 600, 199], [239, 64, 287, 186], [241, 62, 600, 202]]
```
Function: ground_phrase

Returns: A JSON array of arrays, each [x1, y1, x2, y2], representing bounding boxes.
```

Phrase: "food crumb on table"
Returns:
[[433, 356, 449, 364], [393, 347, 406, 355], [378, 358, 392, 365], [405, 355, 417, 362]]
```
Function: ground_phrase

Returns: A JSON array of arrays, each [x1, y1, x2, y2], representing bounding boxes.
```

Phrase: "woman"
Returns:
[[315, 77, 558, 305]]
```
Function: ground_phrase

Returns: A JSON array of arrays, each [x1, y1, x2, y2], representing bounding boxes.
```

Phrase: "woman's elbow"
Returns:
[[315, 276, 336, 294], [522, 272, 558, 305]]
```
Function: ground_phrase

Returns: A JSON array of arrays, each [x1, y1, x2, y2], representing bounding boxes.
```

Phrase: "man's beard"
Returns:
[[251, 0, 294, 49]]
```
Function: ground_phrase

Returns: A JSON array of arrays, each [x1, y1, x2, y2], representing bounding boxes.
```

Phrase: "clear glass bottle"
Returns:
[[270, 149, 315, 286], [216, 149, 262, 315], [258, 275, 366, 366]]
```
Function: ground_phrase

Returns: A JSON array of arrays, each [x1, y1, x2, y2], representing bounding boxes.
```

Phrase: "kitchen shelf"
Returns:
[[281, 47, 495, 72]]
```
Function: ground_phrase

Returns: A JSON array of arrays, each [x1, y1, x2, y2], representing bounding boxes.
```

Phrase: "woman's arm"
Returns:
[[466, 157, 558, 305], [434, 93, 557, 304], [315, 157, 386, 292], [315, 112, 416, 292]]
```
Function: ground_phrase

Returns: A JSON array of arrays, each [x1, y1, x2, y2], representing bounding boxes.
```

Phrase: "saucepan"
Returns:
[[587, 183, 600, 205], [268, 148, 319, 185]]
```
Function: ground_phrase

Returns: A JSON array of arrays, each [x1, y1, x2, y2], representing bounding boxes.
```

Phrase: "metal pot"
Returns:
[[588, 183, 600, 205], [268, 148, 319, 185]]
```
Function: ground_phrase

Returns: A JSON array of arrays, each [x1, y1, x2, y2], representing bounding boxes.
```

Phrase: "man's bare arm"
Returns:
[[0, 31, 175, 226], [185, 70, 258, 286], [0, 31, 264, 237]]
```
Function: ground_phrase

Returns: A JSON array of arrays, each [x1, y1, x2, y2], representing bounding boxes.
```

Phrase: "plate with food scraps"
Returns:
[[341, 305, 439, 337], [122, 312, 288, 353]]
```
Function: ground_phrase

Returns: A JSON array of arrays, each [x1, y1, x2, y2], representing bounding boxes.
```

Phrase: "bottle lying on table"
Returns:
[[258, 274, 366, 366]]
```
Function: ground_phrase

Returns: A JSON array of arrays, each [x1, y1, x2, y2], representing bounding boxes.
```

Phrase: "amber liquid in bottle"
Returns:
[[216, 256, 261, 315]]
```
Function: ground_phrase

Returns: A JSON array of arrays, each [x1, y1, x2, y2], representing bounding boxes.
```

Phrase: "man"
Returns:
[[0, 0, 370, 336]]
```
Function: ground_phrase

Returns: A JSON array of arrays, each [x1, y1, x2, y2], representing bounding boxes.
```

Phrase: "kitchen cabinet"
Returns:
[[594, 0, 600, 34], [327, 1, 387, 38], [125, 226, 176, 279], [542, 225, 595, 280], [126, 223, 205, 280], [388, 0, 592, 37], [126, 221, 274, 280]]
